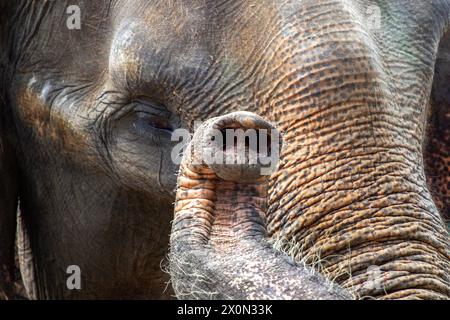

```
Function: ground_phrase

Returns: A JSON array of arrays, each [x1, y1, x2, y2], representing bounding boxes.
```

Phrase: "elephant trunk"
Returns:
[[170, 108, 450, 299], [169, 111, 351, 299], [253, 2, 449, 298], [263, 103, 450, 299]]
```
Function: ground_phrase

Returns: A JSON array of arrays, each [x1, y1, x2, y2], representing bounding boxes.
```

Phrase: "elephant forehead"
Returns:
[[107, 1, 311, 88], [108, 19, 210, 90]]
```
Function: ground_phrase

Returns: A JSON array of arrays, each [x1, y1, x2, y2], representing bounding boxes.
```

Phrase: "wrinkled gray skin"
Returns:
[[0, 0, 449, 299]]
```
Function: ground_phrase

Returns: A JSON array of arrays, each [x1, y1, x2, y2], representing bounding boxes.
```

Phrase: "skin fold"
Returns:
[[0, 0, 449, 299]]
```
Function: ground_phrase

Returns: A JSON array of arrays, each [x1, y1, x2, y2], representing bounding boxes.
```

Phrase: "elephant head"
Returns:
[[0, 0, 449, 299]]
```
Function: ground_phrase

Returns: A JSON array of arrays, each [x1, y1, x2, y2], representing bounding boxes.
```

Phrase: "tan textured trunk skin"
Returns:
[[265, 128, 450, 299], [251, 3, 450, 299]]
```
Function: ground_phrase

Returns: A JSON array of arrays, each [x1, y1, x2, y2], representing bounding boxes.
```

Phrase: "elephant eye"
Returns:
[[130, 101, 174, 134], [133, 108, 173, 133], [117, 100, 175, 136]]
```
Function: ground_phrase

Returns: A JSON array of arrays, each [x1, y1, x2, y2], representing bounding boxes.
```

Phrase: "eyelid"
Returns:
[[110, 99, 171, 121], [133, 102, 171, 118]]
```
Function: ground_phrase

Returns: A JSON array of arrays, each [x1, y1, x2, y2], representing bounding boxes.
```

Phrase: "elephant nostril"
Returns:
[[218, 128, 231, 152], [195, 112, 281, 183], [216, 127, 273, 158], [257, 130, 272, 157]]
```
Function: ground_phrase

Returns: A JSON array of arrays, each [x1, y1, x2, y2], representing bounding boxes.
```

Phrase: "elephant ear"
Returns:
[[0, 0, 20, 299], [425, 24, 450, 230]]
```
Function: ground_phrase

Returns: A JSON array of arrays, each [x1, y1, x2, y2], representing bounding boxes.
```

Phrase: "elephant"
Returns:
[[0, 0, 449, 300]]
